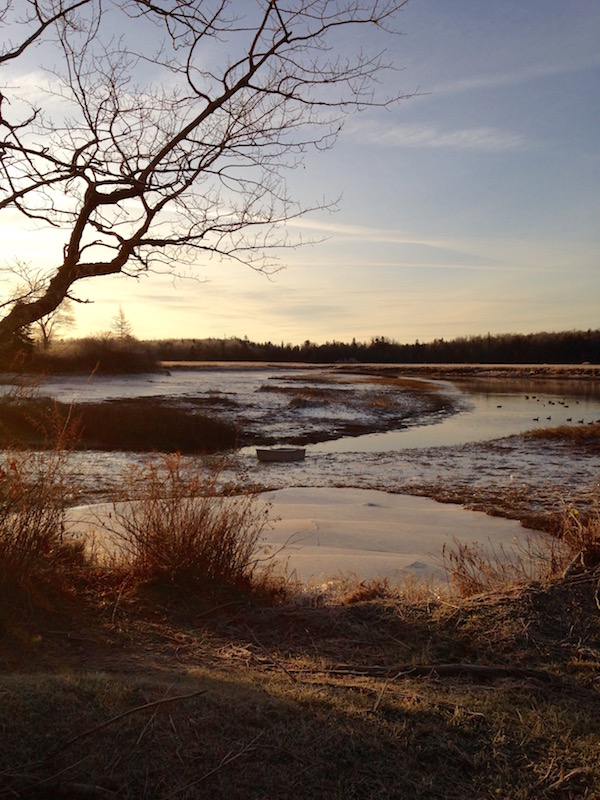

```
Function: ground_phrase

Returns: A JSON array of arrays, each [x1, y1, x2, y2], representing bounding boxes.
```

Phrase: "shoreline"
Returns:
[[160, 361, 600, 380]]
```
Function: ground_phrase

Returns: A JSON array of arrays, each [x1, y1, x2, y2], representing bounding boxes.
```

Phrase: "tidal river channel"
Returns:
[[22, 364, 600, 526]]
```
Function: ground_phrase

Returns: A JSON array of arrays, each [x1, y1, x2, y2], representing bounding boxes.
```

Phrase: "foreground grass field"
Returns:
[[1, 569, 600, 800]]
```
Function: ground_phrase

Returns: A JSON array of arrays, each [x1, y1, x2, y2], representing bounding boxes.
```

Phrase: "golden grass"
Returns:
[[442, 500, 600, 598], [0, 448, 86, 596], [96, 455, 277, 597], [525, 421, 600, 451]]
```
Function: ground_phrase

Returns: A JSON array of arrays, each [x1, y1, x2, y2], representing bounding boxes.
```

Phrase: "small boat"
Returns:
[[256, 447, 306, 463]]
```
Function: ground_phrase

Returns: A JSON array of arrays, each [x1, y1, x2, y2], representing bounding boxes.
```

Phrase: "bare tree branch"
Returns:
[[0, 0, 413, 341]]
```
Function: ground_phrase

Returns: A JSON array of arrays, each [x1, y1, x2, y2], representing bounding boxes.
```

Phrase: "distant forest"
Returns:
[[3, 329, 598, 374], [149, 330, 600, 365]]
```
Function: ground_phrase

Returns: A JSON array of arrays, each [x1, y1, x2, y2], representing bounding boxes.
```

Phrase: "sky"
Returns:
[[3, 0, 599, 345]]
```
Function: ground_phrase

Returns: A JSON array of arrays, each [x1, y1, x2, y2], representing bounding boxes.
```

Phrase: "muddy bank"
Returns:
[[64, 429, 600, 533], [237, 433, 600, 529]]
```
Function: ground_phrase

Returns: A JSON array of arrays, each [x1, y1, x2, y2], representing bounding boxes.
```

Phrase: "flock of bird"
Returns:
[[523, 394, 599, 425]]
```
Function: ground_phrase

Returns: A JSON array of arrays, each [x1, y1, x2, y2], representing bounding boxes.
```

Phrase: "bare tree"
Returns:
[[37, 300, 76, 349], [0, 0, 412, 343]]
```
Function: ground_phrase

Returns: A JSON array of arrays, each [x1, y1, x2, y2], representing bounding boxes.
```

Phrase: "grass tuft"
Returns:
[[0, 448, 84, 599], [99, 455, 276, 597], [442, 500, 600, 598]]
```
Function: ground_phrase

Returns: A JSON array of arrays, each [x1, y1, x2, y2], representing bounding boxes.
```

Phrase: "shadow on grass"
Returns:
[[2, 575, 600, 799]]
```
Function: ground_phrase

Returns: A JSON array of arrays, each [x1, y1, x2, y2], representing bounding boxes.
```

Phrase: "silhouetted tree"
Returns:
[[0, 0, 411, 345]]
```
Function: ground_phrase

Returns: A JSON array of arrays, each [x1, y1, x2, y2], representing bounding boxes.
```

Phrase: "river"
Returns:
[[8, 365, 600, 521]]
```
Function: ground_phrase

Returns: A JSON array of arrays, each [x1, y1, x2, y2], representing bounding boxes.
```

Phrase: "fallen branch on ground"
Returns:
[[52, 689, 207, 757], [327, 662, 561, 683]]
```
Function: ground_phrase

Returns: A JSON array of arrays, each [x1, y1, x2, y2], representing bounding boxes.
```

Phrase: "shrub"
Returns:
[[102, 455, 273, 594], [0, 449, 81, 596]]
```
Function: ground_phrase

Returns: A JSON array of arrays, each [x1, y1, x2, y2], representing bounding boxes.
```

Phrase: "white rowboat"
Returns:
[[256, 447, 306, 463]]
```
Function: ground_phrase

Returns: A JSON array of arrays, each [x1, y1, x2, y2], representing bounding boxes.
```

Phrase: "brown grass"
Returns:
[[0, 448, 85, 598], [442, 500, 600, 598], [97, 455, 276, 596], [1, 569, 600, 799], [525, 421, 600, 451], [0, 396, 239, 453]]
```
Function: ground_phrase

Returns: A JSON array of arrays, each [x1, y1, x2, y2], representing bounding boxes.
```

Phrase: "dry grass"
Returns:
[[1, 490, 600, 798], [556, 503, 600, 568], [0, 396, 239, 453], [1, 570, 600, 800], [442, 500, 600, 598], [0, 447, 86, 598], [0, 408, 599, 797], [525, 421, 600, 452], [97, 455, 276, 596], [367, 374, 445, 393]]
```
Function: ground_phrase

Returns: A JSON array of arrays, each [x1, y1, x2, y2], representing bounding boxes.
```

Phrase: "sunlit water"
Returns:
[[310, 383, 600, 453]]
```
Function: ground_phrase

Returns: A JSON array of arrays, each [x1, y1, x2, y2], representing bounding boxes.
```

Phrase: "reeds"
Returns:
[[443, 500, 600, 597]]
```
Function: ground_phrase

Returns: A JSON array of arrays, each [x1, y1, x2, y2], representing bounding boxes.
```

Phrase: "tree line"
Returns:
[[150, 330, 600, 365], [2, 329, 598, 373]]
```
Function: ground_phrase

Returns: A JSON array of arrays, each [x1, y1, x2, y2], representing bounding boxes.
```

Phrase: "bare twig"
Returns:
[[248, 628, 298, 683], [52, 689, 207, 757], [161, 731, 265, 799], [371, 678, 391, 713], [546, 766, 591, 793], [328, 662, 561, 684]]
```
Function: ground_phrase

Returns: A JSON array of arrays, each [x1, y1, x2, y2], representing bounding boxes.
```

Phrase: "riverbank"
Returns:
[[4, 363, 597, 531], [2, 564, 599, 799]]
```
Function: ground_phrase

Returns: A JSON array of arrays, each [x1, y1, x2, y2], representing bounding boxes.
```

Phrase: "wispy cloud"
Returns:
[[348, 121, 528, 152], [433, 58, 600, 97]]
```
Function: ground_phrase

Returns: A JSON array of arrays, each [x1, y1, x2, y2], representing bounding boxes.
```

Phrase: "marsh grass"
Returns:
[[443, 501, 600, 597], [1, 453, 600, 798], [0, 397, 239, 453], [2, 366, 600, 797], [99, 455, 275, 595], [556, 503, 600, 568], [525, 421, 600, 451], [0, 448, 85, 599], [75, 400, 239, 453]]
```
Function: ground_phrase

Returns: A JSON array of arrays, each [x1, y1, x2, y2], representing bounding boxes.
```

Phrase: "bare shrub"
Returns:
[[104, 455, 273, 593]]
